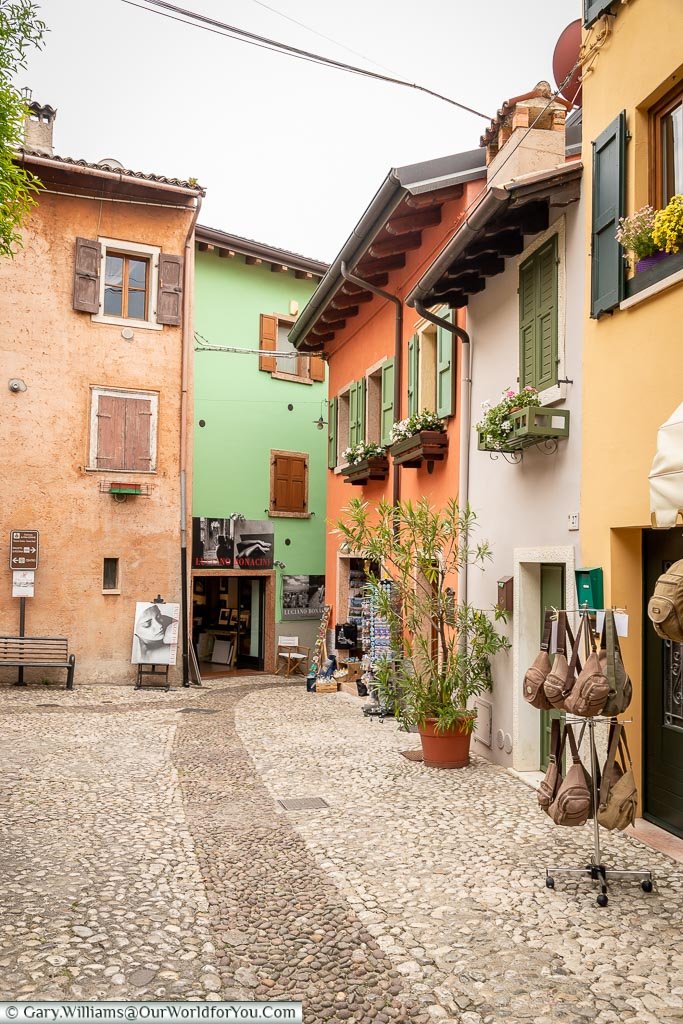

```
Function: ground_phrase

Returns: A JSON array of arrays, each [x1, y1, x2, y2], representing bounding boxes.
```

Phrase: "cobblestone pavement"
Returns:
[[0, 677, 681, 1023]]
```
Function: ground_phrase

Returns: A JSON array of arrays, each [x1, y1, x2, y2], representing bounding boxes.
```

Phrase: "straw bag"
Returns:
[[523, 610, 554, 710], [549, 724, 593, 827], [544, 613, 580, 710], [597, 723, 637, 831], [565, 613, 610, 718], [538, 717, 564, 813], [599, 611, 633, 717]]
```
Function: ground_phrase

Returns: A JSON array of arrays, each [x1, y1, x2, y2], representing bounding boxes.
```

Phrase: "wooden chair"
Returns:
[[276, 636, 310, 678]]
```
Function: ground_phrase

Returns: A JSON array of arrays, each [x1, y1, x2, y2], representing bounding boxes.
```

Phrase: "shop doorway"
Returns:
[[192, 574, 265, 673], [539, 563, 565, 771], [643, 529, 683, 838]]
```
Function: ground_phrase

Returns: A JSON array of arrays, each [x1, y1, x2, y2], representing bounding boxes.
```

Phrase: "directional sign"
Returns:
[[9, 530, 39, 570]]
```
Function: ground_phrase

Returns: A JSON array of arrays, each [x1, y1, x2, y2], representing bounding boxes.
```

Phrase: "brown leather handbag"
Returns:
[[523, 610, 554, 710], [538, 716, 564, 813], [597, 722, 637, 831], [544, 613, 579, 710], [549, 724, 593, 827], [599, 611, 633, 717], [564, 613, 610, 718]]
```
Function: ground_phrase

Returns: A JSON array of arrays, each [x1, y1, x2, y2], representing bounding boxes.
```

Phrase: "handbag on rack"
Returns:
[[647, 558, 683, 643], [538, 717, 564, 813], [597, 722, 637, 831], [549, 724, 593, 827], [523, 610, 554, 710], [565, 613, 610, 718], [544, 613, 580, 710], [599, 610, 633, 717]]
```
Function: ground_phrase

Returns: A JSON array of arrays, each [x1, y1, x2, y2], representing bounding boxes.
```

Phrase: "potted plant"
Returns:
[[615, 205, 663, 272], [475, 386, 541, 451], [336, 497, 509, 768], [389, 409, 448, 468], [341, 441, 388, 485], [653, 193, 683, 255]]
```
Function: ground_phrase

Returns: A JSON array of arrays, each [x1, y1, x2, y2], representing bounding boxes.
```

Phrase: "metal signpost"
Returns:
[[9, 531, 39, 686]]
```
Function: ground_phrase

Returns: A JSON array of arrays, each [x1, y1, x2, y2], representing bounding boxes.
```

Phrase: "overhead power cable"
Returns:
[[119, 0, 491, 120], [194, 330, 324, 357]]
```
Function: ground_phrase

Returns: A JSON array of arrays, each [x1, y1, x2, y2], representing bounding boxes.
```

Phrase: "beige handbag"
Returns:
[[543, 613, 579, 710], [523, 610, 554, 710], [549, 724, 593, 827], [565, 613, 610, 718], [538, 717, 563, 813], [599, 611, 633, 717], [597, 723, 637, 831]]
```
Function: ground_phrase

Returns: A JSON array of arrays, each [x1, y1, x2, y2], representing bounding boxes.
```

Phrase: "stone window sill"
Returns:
[[271, 372, 313, 386], [621, 251, 683, 311]]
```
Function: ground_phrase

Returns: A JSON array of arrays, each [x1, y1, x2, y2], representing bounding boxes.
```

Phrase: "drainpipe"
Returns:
[[340, 261, 403, 512], [180, 195, 202, 687], [412, 301, 471, 617]]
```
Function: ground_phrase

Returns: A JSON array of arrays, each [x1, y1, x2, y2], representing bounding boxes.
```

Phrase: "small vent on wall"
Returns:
[[473, 699, 493, 747]]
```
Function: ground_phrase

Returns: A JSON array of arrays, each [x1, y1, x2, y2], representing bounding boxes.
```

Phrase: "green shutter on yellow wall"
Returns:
[[591, 111, 626, 318], [519, 236, 558, 391], [436, 309, 455, 418], [328, 397, 337, 469], [380, 359, 395, 446], [407, 335, 419, 416]]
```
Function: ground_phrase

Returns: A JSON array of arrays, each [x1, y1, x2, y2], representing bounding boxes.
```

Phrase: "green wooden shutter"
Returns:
[[436, 310, 454, 418], [357, 376, 366, 443], [519, 237, 558, 391], [584, 0, 612, 28], [407, 335, 419, 416], [328, 397, 337, 469], [380, 359, 395, 446], [348, 381, 359, 447], [591, 111, 626, 319]]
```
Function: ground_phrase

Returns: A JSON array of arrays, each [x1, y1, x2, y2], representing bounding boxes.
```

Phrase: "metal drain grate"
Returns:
[[277, 797, 329, 811], [177, 708, 218, 714]]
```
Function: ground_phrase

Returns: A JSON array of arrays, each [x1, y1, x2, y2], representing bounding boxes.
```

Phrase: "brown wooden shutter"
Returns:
[[309, 353, 325, 382], [259, 314, 277, 372], [271, 453, 307, 513], [289, 455, 307, 512], [156, 253, 183, 325], [73, 237, 101, 313], [96, 395, 126, 469], [124, 398, 153, 471]]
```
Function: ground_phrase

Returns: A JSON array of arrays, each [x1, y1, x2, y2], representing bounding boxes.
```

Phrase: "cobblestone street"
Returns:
[[0, 677, 681, 1023]]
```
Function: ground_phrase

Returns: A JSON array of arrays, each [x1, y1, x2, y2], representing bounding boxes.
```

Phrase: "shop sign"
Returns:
[[192, 517, 274, 570]]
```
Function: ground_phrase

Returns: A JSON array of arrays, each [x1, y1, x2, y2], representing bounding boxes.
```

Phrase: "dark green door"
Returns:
[[643, 530, 683, 838], [540, 564, 565, 770]]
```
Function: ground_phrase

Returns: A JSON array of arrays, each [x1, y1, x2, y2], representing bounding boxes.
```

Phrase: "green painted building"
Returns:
[[192, 226, 328, 673]]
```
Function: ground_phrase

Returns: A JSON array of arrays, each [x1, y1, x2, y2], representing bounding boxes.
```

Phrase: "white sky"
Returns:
[[23, 0, 579, 262]]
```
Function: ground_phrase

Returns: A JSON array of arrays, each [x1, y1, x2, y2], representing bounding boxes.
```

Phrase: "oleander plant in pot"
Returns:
[[336, 497, 509, 768]]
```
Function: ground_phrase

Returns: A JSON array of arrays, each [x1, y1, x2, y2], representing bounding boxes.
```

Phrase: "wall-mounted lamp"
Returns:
[[274, 560, 286, 569], [313, 398, 328, 430]]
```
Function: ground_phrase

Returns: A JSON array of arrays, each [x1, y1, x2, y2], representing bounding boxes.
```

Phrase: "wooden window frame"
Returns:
[[93, 238, 162, 331], [269, 449, 310, 518], [271, 314, 314, 385], [102, 557, 120, 594], [365, 359, 385, 445], [103, 252, 150, 322], [650, 82, 683, 209], [87, 386, 159, 473]]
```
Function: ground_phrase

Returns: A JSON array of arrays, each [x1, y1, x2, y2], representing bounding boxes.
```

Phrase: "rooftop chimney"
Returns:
[[480, 81, 570, 186], [23, 94, 57, 157]]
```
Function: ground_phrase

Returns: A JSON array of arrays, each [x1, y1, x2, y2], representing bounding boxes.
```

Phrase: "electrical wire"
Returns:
[[195, 329, 324, 358], [118, 0, 491, 120]]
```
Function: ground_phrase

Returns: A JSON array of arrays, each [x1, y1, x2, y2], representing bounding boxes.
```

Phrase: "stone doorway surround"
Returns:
[[512, 546, 576, 772]]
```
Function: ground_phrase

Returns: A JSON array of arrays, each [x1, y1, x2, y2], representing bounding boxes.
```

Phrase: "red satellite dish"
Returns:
[[553, 19, 582, 107]]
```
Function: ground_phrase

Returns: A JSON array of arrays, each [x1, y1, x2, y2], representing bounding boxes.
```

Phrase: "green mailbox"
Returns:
[[575, 567, 604, 610]]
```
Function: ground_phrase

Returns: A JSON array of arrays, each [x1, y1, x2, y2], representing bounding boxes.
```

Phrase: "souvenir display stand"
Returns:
[[545, 715, 652, 907]]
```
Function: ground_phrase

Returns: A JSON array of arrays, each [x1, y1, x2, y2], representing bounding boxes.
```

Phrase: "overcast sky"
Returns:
[[23, 0, 579, 262]]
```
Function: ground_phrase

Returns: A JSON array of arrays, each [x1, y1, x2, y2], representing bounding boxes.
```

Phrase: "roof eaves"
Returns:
[[19, 148, 205, 196], [195, 224, 327, 275]]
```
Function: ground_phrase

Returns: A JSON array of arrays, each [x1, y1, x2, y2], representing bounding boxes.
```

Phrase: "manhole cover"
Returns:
[[177, 708, 218, 715], [277, 797, 329, 811]]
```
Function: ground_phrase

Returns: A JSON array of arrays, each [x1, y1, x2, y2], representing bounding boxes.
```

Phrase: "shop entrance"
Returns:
[[643, 529, 683, 838], [192, 574, 265, 674]]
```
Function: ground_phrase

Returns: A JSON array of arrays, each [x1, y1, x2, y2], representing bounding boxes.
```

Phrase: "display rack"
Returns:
[[360, 578, 394, 662], [545, 716, 653, 906]]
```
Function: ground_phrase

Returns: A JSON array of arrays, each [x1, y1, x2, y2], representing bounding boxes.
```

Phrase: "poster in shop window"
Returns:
[[282, 575, 326, 618], [191, 517, 274, 570]]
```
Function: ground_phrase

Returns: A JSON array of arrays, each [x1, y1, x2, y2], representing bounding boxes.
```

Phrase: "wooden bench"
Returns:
[[0, 637, 75, 690]]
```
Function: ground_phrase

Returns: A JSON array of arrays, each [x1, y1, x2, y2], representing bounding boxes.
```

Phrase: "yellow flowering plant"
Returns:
[[653, 194, 683, 254]]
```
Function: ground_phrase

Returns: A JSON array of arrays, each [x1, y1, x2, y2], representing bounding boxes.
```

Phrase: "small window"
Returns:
[[651, 85, 683, 208], [259, 314, 324, 383], [270, 450, 309, 517], [275, 321, 304, 376], [337, 391, 351, 464], [103, 558, 119, 592], [418, 327, 437, 410], [87, 237, 170, 331], [89, 387, 158, 472], [366, 367, 383, 444], [104, 252, 149, 320]]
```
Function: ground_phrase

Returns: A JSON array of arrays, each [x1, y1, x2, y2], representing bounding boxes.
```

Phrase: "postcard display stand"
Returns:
[[361, 579, 394, 662], [309, 605, 332, 677]]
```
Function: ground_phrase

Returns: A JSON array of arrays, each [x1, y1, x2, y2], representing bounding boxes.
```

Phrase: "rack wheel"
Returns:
[[597, 893, 608, 907], [641, 879, 653, 893], [545, 876, 555, 889]]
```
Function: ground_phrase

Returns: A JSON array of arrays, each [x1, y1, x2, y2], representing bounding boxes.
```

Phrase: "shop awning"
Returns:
[[650, 401, 683, 528]]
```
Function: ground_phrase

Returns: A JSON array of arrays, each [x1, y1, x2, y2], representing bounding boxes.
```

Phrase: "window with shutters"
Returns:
[[269, 450, 309, 517], [88, 387, 158, 473], [409, 308, 455, 420], [89, 238, 175, 331], [519, 235, 559, 394], [650, 83, 683, 209], [365, 363, 384, 444], [259, 313, 325, 384]]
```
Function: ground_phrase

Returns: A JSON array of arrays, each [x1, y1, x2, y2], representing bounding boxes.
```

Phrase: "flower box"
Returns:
[[390, 430, 448, 468], [109, 482, 143, 495], [341, 455, 390, 486], [478, 407, 570, 453]]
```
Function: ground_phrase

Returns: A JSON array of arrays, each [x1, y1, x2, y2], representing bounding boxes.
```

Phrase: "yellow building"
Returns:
[[581, 0, 683, 838]]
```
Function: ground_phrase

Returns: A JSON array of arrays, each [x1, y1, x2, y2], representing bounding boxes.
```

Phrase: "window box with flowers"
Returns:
[[476, 386, 570, 456], [341, 442, 389, 485], [619, 197, 683, 300], [389, 410, 448, 469]]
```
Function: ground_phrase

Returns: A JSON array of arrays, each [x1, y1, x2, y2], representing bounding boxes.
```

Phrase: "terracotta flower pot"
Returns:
[[418, 718, 472, 768]]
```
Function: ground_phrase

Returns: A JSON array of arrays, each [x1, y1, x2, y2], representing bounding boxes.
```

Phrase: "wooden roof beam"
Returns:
[[368, 231, 422, 259], [356, 253, 406, 275], [245, 255, 262, 266], [218, 247, 236, 258], [404, 184, 464, 209], [332, 292, 369, 310], [385, 207, 442, 235], [270, 263, 288, 273], [329, 301, 361, 316], [430, 290, 468, 308], [466, 230, 524, 260], [317, 318, 346, 332], [295, 270, 314, 280]]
